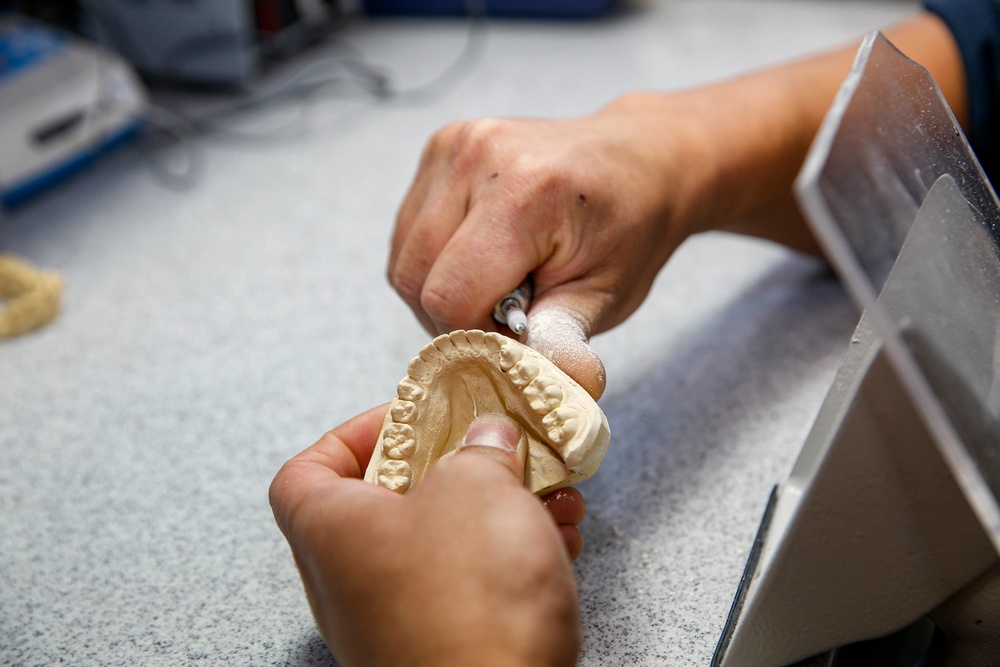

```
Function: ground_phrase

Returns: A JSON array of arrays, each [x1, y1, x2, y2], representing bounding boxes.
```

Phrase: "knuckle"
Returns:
[[387, 264, 423, 306], [419, 283, 454, 322], [425, 121, 465, 160], [450, 118, 506, 167], [498, 158, 568, 229], [268, 458, 302, 519], [419, 280, 469, 328]]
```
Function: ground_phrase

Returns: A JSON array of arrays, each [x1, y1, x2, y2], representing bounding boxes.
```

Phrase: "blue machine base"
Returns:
[[0, 119, 145, 209]]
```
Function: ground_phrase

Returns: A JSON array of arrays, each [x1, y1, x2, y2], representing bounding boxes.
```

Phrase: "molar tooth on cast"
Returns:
[[396, 378, 425, 402], [524, 376, 563, 414], [390, 400, 418, 423], [508, 360, 540, 387], [377, 459, 412, 493], [543, 407, 578, 445], [382, 423, 417, 460]]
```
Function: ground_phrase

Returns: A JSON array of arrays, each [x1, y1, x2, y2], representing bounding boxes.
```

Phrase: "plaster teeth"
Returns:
[[499, 343, 523, 371], [390, 400, 417, 424], [382, 423, 416, 459], [464, 329, 487, 353], [483, 332, 505, 355], [418, 344, 439, 362], [447, 330, 473, 354], [523, 376, 563, 414], [396, 378, 426, 402], [366, 329, 610, 496], [542, 407, 579, 444], [433, 333, 458, 358], [508, 359, 540, 387], [377, 459, 412, 493], [407, 356, 433, 384]]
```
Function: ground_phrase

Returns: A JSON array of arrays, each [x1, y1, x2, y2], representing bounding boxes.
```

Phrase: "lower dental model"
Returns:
[[364, 330, 611, 495]]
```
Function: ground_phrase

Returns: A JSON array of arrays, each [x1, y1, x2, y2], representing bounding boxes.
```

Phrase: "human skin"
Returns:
[[270, 406, 585, 667], [275, 11, 971, 666], [387, 11, 967, 401]]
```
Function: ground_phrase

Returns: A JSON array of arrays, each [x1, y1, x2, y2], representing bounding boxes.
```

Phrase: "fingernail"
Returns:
[[460, 414, 521, 453]]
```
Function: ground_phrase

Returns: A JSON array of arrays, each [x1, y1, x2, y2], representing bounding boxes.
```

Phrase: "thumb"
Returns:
[[455, 414, 529, 485], [525, 301, 606, 400]]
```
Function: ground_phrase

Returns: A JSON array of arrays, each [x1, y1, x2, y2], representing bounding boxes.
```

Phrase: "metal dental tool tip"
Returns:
[[493, 280, 532, 335]]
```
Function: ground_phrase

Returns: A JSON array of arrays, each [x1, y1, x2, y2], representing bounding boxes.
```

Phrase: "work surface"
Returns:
[[1, 1, 918, 665]]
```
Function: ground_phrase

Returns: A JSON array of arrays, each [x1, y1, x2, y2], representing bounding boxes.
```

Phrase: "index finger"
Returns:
[[418, 196, 543, 333]]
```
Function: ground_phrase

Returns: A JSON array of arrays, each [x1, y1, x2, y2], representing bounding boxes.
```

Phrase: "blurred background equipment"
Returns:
[[363, 0, 614, 17], [0, 0, 616, 206], [0, 14, 147, 207], [0, 253, 62, 338], [79, 0, 346, 86], [3, 0, 349, 87]]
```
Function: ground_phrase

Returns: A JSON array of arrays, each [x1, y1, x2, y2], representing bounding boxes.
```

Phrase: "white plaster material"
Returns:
[[365, 330, 611, 495]]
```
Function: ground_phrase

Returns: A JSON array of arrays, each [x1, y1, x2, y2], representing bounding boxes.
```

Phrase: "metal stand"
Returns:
[[713, 32, 1000, 667]]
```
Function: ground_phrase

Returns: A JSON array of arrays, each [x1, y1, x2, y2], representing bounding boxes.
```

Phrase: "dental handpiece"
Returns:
[[493, 280, 532, 335]]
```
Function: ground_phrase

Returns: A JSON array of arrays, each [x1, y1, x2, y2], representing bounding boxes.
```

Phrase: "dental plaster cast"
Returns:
[[364, 330, 611, 495], [0, 254, 61, 338]]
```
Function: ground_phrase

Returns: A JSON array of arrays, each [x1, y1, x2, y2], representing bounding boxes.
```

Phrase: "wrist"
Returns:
[[679, 53, 849, 254], [596, 91, 720, 260]]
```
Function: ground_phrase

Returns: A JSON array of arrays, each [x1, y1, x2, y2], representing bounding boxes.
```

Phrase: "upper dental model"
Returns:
[[364, 330, 611, 495]]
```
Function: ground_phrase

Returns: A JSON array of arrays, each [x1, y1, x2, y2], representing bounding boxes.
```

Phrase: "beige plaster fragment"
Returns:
[[0, 254, 61, 338], [364, 330, 611, 495]]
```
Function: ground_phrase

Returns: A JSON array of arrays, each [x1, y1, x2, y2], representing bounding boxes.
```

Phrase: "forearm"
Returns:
[[385, 11, 969, 348], [602, 12, 968, 259]]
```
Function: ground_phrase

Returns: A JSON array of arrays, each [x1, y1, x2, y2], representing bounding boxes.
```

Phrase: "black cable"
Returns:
[[78, 0, 489, 172], [181, 0, 489, 142], [382, 0, 488, 105], [133, 105, 203, 191]]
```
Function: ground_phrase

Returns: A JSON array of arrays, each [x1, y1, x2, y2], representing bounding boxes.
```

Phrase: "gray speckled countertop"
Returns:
[[1, 2, 918, 665]]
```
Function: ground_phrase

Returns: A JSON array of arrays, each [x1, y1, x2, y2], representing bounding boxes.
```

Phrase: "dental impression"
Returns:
[[364, 330, 611, 495]]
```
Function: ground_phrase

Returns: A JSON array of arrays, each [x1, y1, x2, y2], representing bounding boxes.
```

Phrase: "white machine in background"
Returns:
[[0, 16, 147, 207]]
